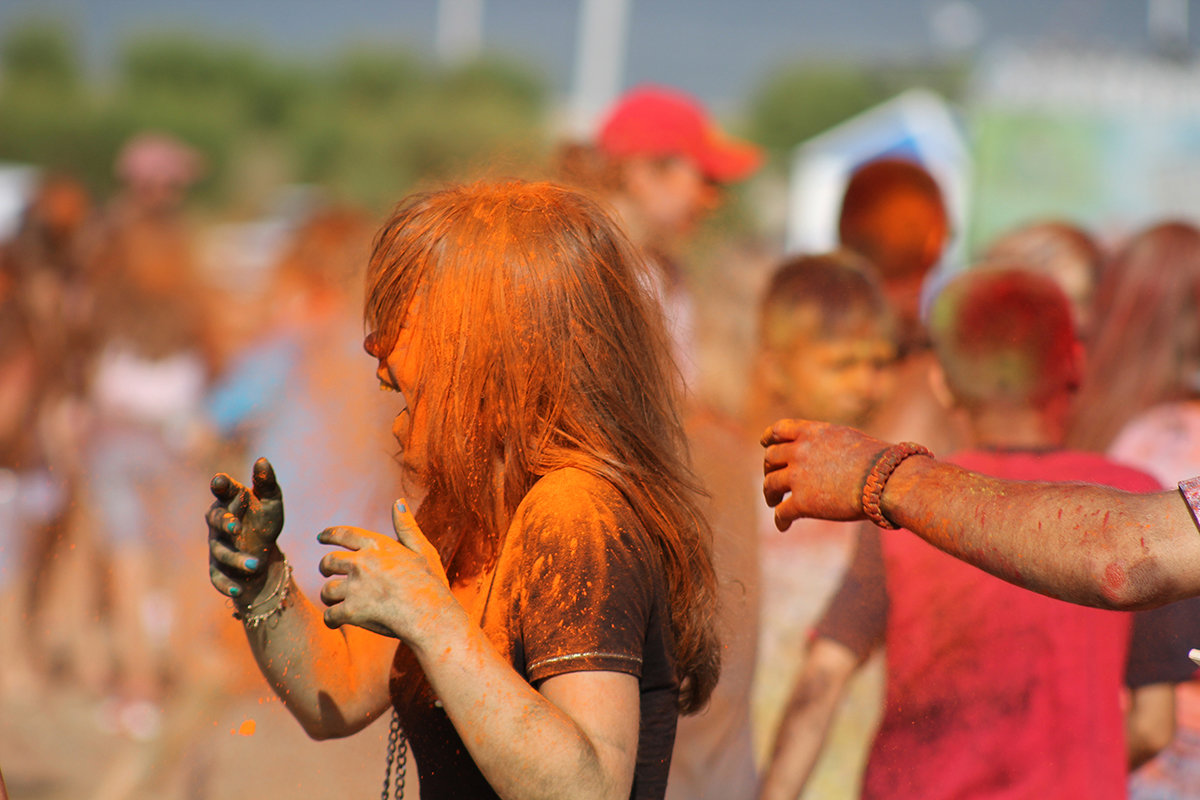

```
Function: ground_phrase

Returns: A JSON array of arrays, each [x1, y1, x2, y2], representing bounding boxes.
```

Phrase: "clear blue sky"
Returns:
[[0, 0, 1188, 108]]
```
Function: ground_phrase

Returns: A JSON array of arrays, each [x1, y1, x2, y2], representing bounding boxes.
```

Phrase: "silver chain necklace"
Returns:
[[381, 709, 409, 800]]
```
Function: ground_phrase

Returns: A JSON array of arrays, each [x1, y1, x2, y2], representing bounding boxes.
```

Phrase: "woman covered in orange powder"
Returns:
[[204, 180, 720, 799]]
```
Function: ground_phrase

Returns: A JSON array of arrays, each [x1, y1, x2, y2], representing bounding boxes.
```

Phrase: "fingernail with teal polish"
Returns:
[[226, 519, 237, 534], [396, 500, 407, 513], [229, 585, 241, 597], [245, 557, 259, 570]]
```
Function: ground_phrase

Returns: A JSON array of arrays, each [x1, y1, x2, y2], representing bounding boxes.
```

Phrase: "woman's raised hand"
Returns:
[[206, 457, 285, 600]]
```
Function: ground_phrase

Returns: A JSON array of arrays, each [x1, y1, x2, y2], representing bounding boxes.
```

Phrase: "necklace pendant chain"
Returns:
[[381, 708, 408, 800]]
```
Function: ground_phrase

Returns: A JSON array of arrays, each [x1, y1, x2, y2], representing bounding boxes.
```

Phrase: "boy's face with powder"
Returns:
[[764, 310, 896, 429]]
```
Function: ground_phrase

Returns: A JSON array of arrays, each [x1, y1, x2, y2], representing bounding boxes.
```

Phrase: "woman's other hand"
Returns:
[[318, 499, 457, 644], [206, 456, 285, 600]]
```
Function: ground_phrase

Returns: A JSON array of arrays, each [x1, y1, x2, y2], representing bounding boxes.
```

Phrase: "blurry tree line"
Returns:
[[0, 16, 967, 217], [0, 18, 548, 213], [745, 59, 968, 169]]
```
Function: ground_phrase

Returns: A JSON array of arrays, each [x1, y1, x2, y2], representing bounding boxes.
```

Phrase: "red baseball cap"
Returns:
[[597, 85, 763, 184]]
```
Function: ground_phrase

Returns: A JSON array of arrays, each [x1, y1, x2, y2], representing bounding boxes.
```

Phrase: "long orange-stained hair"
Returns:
[[363, 179, 719, 714], [1070, 221, 1200, 451]]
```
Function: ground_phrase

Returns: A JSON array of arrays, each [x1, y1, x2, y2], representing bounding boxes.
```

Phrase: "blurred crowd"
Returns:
[[0, 130, 404, 792], [3, 79, 1200, 800]]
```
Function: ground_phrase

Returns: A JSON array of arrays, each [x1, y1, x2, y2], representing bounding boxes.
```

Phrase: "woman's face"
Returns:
[[366, 318, 426, 478]]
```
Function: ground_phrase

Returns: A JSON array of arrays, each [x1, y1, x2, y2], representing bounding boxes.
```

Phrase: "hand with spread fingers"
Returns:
[[206, 456, 285, 602], [761, 418, 889, 530], [318, 500, 454, 643]]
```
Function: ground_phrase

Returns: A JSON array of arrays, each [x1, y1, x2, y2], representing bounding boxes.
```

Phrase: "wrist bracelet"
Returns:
[[231, 560, 293, 628], [862, 442, 934, 529]]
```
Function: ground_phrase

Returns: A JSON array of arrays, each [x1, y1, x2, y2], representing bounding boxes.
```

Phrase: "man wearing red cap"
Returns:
[[557, 84, 762, 388], [597, 85, 763, 187]]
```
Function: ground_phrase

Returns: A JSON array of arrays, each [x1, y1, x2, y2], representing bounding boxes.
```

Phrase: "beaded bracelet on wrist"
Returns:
[[861, 442, 934, 530], [231, 560, 293, 628]]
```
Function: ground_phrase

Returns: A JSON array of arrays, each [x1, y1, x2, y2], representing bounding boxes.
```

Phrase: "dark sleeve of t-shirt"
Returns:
[[813, 523, 888, 662], [513, 471, 662, 685], [1126, 595, 1200, 688]]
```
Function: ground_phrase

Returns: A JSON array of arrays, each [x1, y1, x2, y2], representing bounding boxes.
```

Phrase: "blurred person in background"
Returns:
[[981, 218, 1105, 344], [555, 83, 762, 390], [82, 131, 214, 739], [203, 204, 403, 593], [0, 173, 104, 697], [835, 156, 965, 457], [760, 266, 1189, 800], [205, 180, 720, 800], [1070, 221, 1200, 454], [556, 84, 766, 800], [1063, 220, 1200, 799], [748, 251, 896, 799], [0, 302, 64, 700], [2, 172, 98, 395]]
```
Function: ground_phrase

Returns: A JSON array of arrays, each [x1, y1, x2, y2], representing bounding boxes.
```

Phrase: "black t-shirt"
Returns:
[[389, 467, 679, 799]]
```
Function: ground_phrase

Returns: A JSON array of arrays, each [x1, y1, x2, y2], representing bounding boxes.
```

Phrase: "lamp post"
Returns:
[[568, 0, 632, 136]]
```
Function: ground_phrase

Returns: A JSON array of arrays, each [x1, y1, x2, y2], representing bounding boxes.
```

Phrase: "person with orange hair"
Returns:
[[837, 157, 949, 356], [834, 156, 966, 463], [204, 180, 720, 799]]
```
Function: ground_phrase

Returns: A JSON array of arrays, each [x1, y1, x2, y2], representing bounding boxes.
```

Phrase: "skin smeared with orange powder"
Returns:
[[882, 459, 1178, 608], [762, 418, 1200, 610]]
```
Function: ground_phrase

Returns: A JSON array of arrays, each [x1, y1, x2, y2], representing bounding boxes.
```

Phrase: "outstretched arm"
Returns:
[[761, 419, 1200, 609], [759, 638, 859, 800], [206, 458, 393, 738]]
